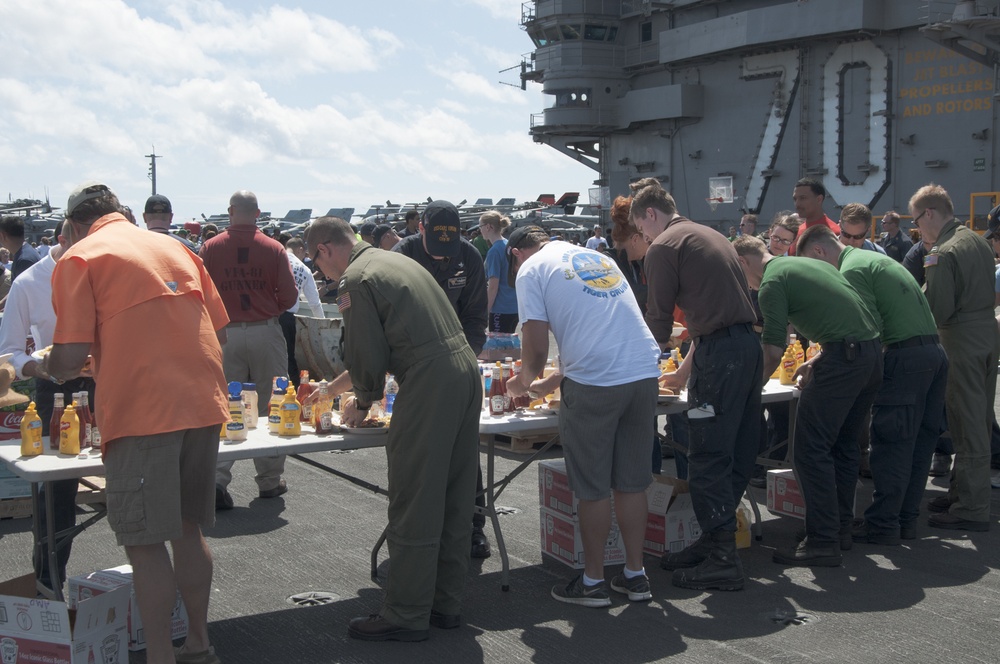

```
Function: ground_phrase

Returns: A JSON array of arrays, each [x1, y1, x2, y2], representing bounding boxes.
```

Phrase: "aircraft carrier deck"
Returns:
[[1, 412, 998, 663]]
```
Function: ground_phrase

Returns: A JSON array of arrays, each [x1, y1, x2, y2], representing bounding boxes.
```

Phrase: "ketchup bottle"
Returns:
[[489, 361, 505, 416], [297, 370, 313, 422], [49, 393, 64, 452]]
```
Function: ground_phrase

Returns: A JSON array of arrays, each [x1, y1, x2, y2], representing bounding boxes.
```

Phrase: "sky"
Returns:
[[0, 0, 594, 222]]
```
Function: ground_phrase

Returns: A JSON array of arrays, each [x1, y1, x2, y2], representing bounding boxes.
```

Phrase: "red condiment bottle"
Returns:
[[77, 392, 93, 448], [297, 370, 314, 422], [489, 361, 505, 416], [49, 393, 64, 452]]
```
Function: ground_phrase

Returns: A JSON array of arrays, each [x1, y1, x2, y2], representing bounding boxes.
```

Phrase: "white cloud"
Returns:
[[466, 0, 525, 22], [0, 0, 592, 218]]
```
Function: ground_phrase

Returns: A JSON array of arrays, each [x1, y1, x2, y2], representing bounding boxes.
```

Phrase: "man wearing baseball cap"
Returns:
[[392, 200, 490, 558], [143, 194, 197, 252], [45, 180, 229, 664]]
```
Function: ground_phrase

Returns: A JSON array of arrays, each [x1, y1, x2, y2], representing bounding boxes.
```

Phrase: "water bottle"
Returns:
[[384, 374, 398, 415]]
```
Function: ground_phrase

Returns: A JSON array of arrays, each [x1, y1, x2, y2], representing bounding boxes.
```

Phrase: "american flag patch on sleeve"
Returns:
[[338, 292, 351, 310], [923, 254, 938, 268]]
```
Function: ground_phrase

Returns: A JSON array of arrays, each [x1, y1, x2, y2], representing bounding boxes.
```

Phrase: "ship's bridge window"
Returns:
[[607, 26, 618, 42], [543, 27, 561, 43], [556, 89, 592, 108], [560, 24, 582, 40], [584, 25, 608, 41], [641, 21, 652, 43]]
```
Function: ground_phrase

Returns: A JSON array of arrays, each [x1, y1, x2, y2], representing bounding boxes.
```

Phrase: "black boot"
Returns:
[[671, 531, 744, 591], [659, 532, 712, 570]]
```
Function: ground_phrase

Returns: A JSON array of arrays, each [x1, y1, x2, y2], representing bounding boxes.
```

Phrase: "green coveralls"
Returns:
[[924, 220, 1000, 521], [339, 243, 483, 629]]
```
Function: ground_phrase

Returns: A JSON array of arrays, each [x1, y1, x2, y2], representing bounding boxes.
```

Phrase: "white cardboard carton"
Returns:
[[642, 475, 678, 556], [0, 573, 129, 664], [539, 507, 626, 569], [766, 468, 806, 520], [538, 459, 579, 517], [67, 565, 188, 652]]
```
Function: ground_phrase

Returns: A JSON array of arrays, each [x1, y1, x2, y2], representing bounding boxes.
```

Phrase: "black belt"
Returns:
[[822, 338, 880, 351], [696, 322, 754, 344], [885, 334, 939, 351]]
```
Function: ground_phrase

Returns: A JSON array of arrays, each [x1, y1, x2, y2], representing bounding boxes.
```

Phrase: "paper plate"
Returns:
[[341, 426, 389, 435]]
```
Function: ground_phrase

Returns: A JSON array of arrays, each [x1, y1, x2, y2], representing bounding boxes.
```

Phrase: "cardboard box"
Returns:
[[767, 468, 806, 520], [0, 573, 129, 664], [0, 497, 32, 520], [663, 492, 703, 553], [68, 565, 188, 652], [540, 507, 626, 569], [642, 475, 678, 556], [538, 459, 578, 517], [0, 403, 29, 442]]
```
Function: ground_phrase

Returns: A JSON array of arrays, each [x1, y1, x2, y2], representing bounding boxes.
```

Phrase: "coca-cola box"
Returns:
[[0, 406, 28, 441]]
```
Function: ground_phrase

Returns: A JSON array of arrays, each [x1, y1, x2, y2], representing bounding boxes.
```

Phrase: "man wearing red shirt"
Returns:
[[790, 178, 840, 255], [200, 191, 298, 508]]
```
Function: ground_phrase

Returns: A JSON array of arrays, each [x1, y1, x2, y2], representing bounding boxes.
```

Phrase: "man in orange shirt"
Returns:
[[45, 182, 230, 664]]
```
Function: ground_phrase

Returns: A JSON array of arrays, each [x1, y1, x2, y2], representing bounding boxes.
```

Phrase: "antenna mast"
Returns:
[[145, 147, 162, 194]]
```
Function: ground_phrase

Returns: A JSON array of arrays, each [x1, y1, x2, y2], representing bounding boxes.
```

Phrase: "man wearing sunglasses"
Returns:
[[838, 204, 886, 255], [911, 184, 998, 532]]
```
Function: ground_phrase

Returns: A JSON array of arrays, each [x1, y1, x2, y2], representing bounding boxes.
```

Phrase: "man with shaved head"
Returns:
[[200, 190, 298, 509]]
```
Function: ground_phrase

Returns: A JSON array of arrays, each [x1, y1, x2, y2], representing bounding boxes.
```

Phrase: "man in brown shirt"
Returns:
[[631, 178, 762, 591]]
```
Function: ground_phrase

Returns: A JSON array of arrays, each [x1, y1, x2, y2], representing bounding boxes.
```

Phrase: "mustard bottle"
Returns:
[[779, 347, 797, 385], [60, 402, 81, 455], [279, 386, 301, 437], [20, 402, 43, 457], [806, 341, 820, 360], [664, 356, 678, 373], [790, 334, 805, 369]]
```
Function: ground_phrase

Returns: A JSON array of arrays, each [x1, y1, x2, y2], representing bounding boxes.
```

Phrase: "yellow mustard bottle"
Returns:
[[60, 402, 81, 455], [20, 401, 43, 456], [790, 334, 805, 369], [806, 341, 820, 360], [279, 386, 301, 437], [779, 347, 797, 385]]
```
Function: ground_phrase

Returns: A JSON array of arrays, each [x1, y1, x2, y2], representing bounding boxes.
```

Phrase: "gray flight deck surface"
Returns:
[[1, 426, 998, 663]]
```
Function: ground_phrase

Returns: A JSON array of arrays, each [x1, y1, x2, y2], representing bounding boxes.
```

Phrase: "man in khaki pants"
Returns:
[[201, 190, 298, 508]]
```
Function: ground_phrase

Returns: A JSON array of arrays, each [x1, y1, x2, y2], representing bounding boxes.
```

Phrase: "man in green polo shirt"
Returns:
[[798, 224, 948, 545], [733, 236, 881, 567], [910, 184, 998, 532]]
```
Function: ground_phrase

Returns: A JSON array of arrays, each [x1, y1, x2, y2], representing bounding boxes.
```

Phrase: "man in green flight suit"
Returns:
[[306, 216, 483, 642], [909, 184, 998, 531]]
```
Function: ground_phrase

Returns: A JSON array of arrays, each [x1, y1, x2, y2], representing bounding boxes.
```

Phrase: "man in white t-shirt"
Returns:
[[585, 225, 608, 251], [505, 225, 660, 608]]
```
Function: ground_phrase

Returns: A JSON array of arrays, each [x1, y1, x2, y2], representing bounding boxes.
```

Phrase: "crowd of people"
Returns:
[[2, 176, 999, 659]]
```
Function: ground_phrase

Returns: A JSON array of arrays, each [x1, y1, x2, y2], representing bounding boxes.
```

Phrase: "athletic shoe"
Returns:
[[551, 576, 611, 608], [610, 573, 652, 601]]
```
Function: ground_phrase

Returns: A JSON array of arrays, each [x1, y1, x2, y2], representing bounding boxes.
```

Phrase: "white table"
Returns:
[[0, 425, 388, 600]]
